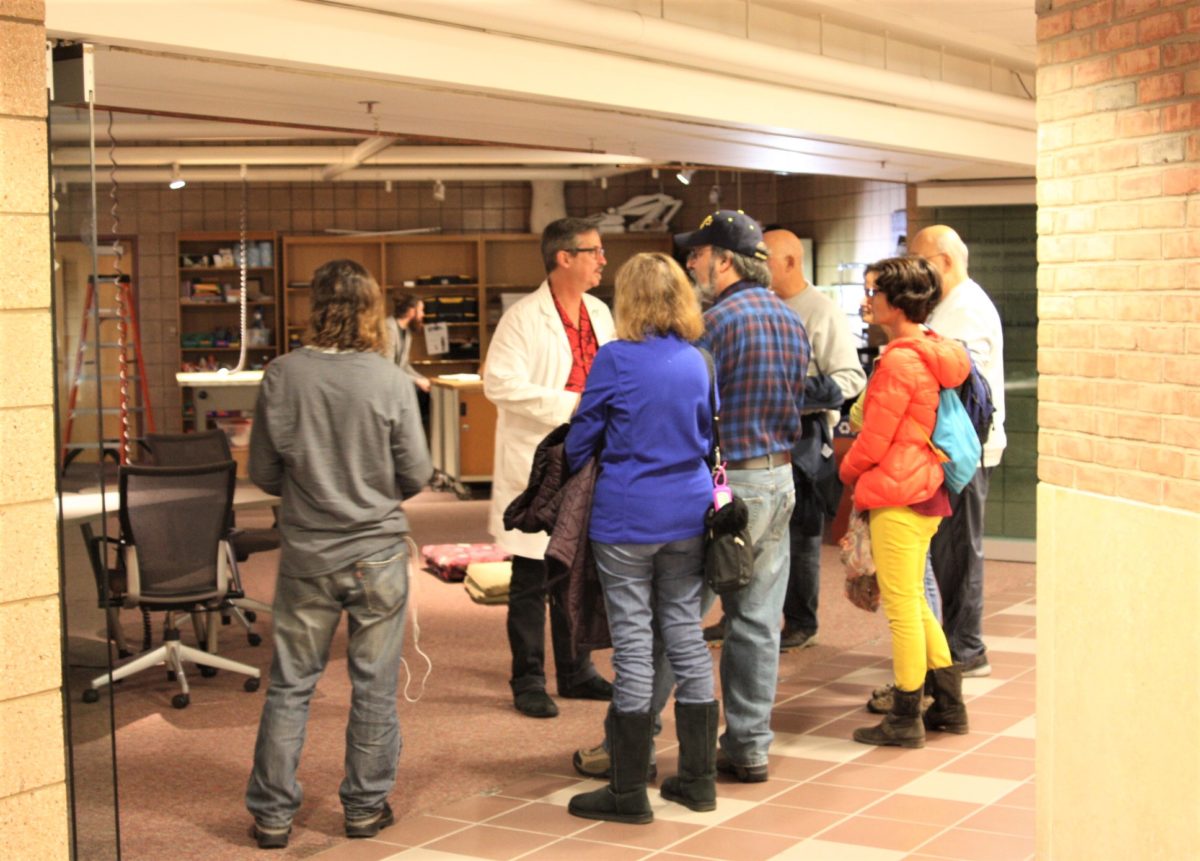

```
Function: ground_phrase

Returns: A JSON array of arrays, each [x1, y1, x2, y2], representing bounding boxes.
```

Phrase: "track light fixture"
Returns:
[[432, 179, 446, 202], [168, 162, 186, 190], [676, 167, 695, 185]]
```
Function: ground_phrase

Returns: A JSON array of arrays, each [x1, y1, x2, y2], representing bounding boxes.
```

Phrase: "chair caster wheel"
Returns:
[[199, 666, 218, 678], [244, 677, 261, 693], [82, 689, 100, 703], [244, 611, 258, 623], [172, 694, 190, 709], [248, 633, 262, 647]]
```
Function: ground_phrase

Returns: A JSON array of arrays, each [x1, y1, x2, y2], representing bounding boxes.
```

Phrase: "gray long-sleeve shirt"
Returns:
[[249, 347, 433, 578]]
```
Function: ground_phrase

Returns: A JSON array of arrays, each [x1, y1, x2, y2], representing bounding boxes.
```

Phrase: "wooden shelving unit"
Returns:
[[281, 232, 672, 374], [177, 230, 279, 428]]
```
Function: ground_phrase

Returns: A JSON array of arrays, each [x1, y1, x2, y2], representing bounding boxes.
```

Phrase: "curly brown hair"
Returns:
[[304, 259, 388, 353]]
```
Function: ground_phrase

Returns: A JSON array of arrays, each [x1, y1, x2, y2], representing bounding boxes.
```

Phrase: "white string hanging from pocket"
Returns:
[[399, 535, 433, 703]]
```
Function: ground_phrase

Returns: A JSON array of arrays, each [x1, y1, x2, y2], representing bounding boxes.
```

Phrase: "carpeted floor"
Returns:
[[67, 488, 1035, 860]]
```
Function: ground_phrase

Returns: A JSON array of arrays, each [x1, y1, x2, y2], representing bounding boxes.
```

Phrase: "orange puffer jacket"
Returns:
[[839, 331, 970, 511]]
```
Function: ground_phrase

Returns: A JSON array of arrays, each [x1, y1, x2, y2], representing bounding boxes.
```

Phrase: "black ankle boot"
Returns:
[[853, 686, 926, 748], [923, 664, 969, 734], [568, 710, 654, 824], [660, 700, 718, 812]]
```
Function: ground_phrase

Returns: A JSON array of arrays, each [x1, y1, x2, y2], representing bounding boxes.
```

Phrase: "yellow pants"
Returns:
[[869, 506, 953, 692]]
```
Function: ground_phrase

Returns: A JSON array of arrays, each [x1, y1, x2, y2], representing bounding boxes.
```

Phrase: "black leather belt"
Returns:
[[725, 450, 792, 470]]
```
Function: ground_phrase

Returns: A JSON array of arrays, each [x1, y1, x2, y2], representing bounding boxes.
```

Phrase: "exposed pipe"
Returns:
[[51, 145, 651, 167], [50, 165, 639, 184], [321, 135, 398, 180]]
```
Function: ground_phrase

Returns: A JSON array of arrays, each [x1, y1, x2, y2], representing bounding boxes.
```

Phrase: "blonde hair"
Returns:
[[304, 259, 388, 354], [613, 252, 704, 342]]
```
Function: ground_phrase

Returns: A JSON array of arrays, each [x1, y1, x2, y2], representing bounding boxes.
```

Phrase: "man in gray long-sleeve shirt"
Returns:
[[245, 259, 432, 850]]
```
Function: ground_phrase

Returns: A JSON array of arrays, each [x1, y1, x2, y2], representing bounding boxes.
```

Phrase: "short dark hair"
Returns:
[[393, 292, 421, 317], [864, 256, 942, 324], [541, 217, 599, 274]]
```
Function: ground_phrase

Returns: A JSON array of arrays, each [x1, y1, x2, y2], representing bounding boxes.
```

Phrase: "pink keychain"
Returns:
[[712, 462, 732, 510]]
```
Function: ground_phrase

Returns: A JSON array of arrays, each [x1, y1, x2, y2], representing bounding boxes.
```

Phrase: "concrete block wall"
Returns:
[[0, 1, 71, 858]]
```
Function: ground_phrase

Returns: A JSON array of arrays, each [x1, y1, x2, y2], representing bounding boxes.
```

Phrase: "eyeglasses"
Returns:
[[864, 286, 879, 298], [567, 246, 606, 259]]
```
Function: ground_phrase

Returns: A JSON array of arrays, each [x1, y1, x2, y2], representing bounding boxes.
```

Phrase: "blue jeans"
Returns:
[[715, 464, 795, 766], [593, 536, 711, 714], [930, 466, 990, 662], [246, 541, 409, 828]]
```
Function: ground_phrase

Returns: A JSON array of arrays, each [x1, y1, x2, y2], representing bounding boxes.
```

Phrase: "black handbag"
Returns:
[[698, 348, 755, 595]]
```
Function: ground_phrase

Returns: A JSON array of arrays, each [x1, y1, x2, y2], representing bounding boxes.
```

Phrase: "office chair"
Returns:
[[146, 430, 277, 646], [81, 461, 261, 709]]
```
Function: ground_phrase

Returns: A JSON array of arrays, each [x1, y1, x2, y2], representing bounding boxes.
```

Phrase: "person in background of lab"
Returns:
[[483, 217, 616, 719], [564, 252, 717, 824], [387, 294, 431, 429]]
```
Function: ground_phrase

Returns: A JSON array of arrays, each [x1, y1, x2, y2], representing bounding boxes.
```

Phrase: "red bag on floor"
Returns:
[[422, 543, 511, 582]]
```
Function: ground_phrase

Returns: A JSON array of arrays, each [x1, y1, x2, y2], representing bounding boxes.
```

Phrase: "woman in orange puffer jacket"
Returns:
[[839, 256, 971, 750]]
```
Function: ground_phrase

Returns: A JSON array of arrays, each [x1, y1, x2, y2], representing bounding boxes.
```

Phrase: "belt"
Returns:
[[725, 450, 792, 470]]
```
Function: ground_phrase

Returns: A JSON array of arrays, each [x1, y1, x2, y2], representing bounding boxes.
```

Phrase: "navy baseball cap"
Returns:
[[674, 209, 769, 260]]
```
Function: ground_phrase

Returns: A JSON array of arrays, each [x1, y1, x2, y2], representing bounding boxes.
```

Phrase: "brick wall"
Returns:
[[1036, 0, 1200, 514], [0, 1, 71, 858]]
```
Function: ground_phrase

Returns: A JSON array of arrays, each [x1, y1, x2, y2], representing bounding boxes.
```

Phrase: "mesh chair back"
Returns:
[[146, 430, 232, 466], [119, 462, 236, 604]]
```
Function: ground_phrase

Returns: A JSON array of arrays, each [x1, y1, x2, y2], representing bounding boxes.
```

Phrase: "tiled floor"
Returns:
[[313, 589, 1036, 861]]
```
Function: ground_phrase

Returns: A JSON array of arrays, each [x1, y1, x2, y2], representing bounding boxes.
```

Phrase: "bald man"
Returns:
[[909, 225, 1006, 679], [765, 228, 866, 650]]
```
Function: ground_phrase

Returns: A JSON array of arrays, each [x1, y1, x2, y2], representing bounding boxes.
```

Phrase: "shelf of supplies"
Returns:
[[180, 300, 277, 307], [390, 283, 480, 290], [180, 266, 276, 274], [181, 345, 276, 352]]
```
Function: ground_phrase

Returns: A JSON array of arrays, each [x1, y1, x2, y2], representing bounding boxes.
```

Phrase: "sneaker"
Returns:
[[514, 689, 559, 718], [779, 626, 817, 652], [960, 653, 992, 678], [702, 618, 726, 647], [345, 802, 395, 839], [559, 676, 614, 701], [716, 750, 768, 783], [572, 742, 658, 780], [250, 821, 290, 850]]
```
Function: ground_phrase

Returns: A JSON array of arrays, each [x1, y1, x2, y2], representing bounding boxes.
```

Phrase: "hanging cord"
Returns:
[[399, 535, 433, 703], [106, 111, 132, 464], [230, 166, 249, 374]]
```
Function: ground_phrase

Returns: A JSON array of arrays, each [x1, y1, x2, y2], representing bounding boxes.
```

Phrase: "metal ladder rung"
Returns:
[[74, 374, 141, 382], [65, 439, 147, 450]]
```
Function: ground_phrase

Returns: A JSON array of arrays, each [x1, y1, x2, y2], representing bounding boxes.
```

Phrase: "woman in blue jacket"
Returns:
[[564, 252, 717, 824]]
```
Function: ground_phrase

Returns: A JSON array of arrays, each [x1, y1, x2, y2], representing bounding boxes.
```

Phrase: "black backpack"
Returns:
[[956, 349, 995, 446]]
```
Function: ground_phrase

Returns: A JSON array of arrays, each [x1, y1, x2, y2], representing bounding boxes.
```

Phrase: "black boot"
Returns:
[[923, 664, 969, 734], [568, 710, 653, 824], [853, 686, 925, 748], [660, 700, 718, 812]]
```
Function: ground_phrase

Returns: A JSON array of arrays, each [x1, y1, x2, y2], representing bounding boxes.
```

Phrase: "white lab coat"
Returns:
[[483, 281, 614, 558]]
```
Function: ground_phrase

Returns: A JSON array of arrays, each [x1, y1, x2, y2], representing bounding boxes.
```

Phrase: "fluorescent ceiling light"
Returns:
[[676, 168, 695, 185]]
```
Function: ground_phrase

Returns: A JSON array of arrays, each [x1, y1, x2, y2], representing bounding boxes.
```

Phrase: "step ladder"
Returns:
[[62, 274, 157, 469]]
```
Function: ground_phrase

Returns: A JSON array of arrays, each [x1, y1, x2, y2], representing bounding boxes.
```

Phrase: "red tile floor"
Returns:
[[312, 589, 1036, 861]]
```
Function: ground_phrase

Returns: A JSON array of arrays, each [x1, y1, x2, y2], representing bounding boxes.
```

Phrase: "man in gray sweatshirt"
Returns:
[[245, 259, 432, 850]]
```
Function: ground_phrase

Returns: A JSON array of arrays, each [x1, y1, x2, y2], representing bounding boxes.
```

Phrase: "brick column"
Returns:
[[1036, 1, 1199, 857], [0, 2, 70, 858]]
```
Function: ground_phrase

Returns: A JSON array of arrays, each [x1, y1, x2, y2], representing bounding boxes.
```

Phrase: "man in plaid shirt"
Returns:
[[682, 210, 810, 781]]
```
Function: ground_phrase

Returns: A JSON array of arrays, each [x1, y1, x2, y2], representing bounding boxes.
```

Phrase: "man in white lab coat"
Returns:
[[484, 217, 616, 718]]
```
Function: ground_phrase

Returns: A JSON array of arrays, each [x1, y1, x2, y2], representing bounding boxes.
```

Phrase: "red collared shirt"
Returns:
[[552, 293, 598, 394]]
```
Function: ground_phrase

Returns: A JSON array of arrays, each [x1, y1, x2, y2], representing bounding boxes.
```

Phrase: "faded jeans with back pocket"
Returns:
[[246, 540, 409, 827]]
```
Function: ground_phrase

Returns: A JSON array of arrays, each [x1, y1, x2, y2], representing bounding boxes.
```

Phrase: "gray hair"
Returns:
[[715, 248, 772, 289]]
